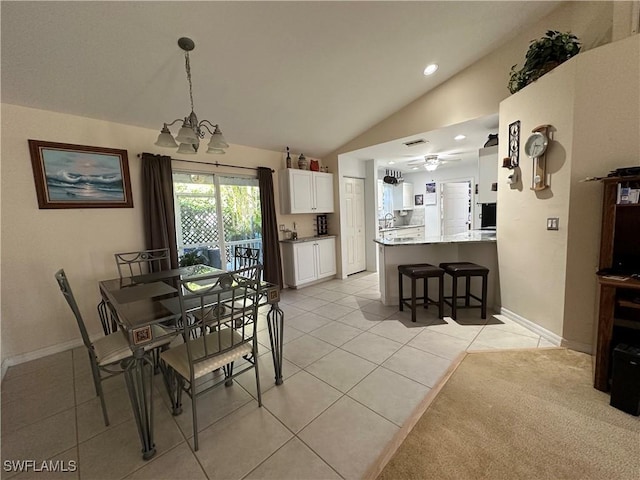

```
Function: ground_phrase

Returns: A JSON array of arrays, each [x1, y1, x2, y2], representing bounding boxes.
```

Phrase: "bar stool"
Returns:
[[439, 262, 489, 320], [398, 264, 444, 322]]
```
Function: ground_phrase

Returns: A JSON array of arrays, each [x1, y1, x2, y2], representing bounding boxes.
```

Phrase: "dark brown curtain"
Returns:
[[141, 153, 179, 269], [257, 167, 283, 288]]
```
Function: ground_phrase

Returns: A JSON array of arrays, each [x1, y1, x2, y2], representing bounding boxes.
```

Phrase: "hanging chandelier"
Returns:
[[155, 37, 229, 155]]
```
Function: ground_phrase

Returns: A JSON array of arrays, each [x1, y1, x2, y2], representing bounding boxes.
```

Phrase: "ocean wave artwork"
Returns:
[[42, 148, 126, 202]]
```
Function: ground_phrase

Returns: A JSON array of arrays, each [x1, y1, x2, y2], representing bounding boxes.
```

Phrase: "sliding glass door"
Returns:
[[173, 172, 262, 270]]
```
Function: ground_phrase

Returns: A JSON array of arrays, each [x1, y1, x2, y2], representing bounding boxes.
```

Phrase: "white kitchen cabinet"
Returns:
[[278, 169, 334, 214], [381, 226, 424, 240], [395, 226, 424, 239], [392, 182, 414, 210], [281, 237, 336, 288], [477, 146, 498, 204]]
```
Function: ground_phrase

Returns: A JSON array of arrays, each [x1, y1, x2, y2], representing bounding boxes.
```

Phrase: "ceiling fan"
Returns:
[[407, 154, 461, 171]]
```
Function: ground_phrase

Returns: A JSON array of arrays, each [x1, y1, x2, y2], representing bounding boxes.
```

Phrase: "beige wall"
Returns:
[[498, 61, 576, 340], [324, 1, 615, 277], [498, 33, 640, 350], [565, 34, 640, 347], [0, 104, 299, 364]]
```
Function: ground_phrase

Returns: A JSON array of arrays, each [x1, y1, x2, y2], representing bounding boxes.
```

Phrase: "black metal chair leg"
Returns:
[[399, 272, 404, 311], [411, 277, 417, 322]]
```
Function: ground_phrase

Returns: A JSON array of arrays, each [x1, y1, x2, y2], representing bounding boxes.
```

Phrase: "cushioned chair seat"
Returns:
[[439, 262, 489, 320], [160, 329, 252, 380], [95, 324, 175, 365], [398, 264, 444, 322], [398, 264, 445, 277], [440, 263, 489, 275]]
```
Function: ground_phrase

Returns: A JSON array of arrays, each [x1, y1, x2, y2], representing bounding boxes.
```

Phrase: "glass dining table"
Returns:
[[98, 265, 284, 460]]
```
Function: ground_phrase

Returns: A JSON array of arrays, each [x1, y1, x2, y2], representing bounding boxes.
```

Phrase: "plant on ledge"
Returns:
[[508, 30, 581, 94], [179, 251, 207, 267]]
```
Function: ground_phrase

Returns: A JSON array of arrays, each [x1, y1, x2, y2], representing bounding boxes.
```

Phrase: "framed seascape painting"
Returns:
[[28, 140, 133, 209]]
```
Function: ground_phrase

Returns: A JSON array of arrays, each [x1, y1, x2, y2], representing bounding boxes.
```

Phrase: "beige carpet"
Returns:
[[371, 348, 639, 480]]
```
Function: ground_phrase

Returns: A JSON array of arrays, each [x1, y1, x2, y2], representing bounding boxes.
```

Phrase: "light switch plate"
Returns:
[[547, 217, 559, 230]]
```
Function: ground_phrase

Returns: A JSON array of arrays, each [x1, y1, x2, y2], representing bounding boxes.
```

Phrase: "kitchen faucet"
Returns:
[[384, 213, 395, 229]]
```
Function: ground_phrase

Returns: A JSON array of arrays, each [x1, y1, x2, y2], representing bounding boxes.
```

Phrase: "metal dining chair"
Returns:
[[114, 248, 171, 278], [95, 248, 171, 335], [97, 298, 119, 335], [233, 246, 261, 270], [55, 269, 173, 426], [160, 265, 263, 451]]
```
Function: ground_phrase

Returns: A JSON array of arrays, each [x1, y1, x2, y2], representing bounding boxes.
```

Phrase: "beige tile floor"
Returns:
[[1, 271, 552, 480]]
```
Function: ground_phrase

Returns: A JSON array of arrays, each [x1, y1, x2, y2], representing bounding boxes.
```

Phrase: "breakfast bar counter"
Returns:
[[374, 230, 499, 307]]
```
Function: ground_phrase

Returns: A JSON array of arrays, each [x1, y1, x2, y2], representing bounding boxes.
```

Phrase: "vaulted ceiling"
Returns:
[[1, 1, 559, 158]]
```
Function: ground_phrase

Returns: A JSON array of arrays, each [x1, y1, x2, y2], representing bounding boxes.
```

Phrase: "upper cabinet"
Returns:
[[279, 169, 334, 214], [392, 182, 414, 210], [477, 146, 498, 204]]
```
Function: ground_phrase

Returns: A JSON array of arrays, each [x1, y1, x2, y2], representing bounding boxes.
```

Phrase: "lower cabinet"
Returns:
[[380, 226, 425, 241], [282, 237, 336, 288]]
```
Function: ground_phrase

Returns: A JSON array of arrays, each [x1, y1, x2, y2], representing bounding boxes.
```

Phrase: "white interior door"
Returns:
[[441, 181, 471, 235], [344, 177, 367, 275]]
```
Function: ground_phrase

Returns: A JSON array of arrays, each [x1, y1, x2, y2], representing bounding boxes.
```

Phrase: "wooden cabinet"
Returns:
[[281, 237, 336, 288], [392, 183, 414, 210], [278, 169, 334, 214], [477, 146, 498, 204], [594, 175, 640, 391]]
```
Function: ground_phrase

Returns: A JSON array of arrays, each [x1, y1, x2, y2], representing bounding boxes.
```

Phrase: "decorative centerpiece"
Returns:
[[298, 153, 308, 170], [508, 30, 581, 94]]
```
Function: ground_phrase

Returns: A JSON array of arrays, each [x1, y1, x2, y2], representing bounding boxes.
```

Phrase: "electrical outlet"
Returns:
[[547, 217, 559, 230], [279, 224, 285, 231]]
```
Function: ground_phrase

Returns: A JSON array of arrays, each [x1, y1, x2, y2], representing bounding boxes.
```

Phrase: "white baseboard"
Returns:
[[498, 308, 562, 344], [1, 338, 84, 380], [499, 307, 593, 354]]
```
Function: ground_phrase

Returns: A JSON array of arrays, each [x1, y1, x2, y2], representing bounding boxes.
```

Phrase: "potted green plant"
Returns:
[[179, 251, 206, 267], [508, 30, 581, 94]]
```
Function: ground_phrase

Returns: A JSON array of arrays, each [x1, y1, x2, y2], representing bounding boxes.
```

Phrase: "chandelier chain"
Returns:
[[185, 51, 195, 113]]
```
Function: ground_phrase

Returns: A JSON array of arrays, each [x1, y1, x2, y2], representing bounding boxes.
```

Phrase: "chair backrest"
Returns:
[[54, 269, 93, 350], [178, 264, 263, 380], [233, 246, 261, 270], [97, 299, 119, 335], [114, 248, 170, 278]]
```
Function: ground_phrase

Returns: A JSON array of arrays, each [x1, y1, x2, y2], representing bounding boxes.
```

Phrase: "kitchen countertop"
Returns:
[[374, 230, 496, 246], [378, 225, 424, 233], [280, 234, 337, 244]]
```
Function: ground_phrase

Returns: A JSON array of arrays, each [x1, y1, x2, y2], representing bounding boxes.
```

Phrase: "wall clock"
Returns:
[[508, 120, 520, 168], [524, 125, 551, 191]]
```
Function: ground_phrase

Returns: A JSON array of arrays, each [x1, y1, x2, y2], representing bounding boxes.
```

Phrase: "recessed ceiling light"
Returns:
[[412, 167, 418, 170], [454, 134, 466, 141], [423, 64, 438, 76], [388, 161, 395, 165]]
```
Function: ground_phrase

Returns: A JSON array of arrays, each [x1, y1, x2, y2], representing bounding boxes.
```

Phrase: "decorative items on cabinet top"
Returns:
[[284, 147, 328, 172]]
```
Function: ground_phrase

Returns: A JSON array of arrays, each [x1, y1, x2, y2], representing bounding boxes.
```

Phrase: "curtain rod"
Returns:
[[138, 153, 274, 173]]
